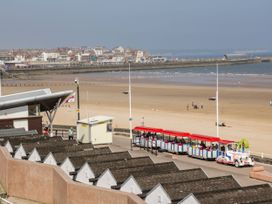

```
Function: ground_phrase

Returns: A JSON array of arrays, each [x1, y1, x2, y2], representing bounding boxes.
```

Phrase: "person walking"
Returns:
[[68, 127, 74, 140]]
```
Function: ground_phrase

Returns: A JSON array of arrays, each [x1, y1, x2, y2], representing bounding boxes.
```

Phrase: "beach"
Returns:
[[3, 70, 272, 156]]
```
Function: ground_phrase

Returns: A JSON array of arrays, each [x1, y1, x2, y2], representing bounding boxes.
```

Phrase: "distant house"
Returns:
[[151, 56, 167, 63], [93, 47, 108, 56], [112, 46, 125, 54], [41, 52, 60, 62], [81, 53, 91, 62]]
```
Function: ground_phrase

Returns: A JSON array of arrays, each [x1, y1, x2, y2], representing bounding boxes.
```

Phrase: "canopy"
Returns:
[[134, 126, 237, 143], [133, 126, 163, 134], [0, 88, 73, 112], [219, 139, 235, 144], [162, 130, 190, 138], [189, 134, 220, 142]]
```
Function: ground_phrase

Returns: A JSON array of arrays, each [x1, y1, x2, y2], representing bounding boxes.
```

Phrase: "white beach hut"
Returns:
[[77, 116, 113, 145]]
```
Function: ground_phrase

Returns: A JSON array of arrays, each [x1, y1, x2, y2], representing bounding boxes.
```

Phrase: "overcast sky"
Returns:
[[0, 0, 271, 51]]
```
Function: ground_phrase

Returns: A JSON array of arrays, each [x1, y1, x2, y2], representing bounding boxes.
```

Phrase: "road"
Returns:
[[110, 135, 272, 187]]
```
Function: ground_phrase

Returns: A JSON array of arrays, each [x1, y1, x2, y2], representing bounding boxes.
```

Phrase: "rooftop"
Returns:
[[90, 156, 154, 177], [78, 115, 113, 125], [162, 175, 240, 202], [111, 162, 179, 184], [0, 88, 73, 112], [69, 151, 132, 170], [194, 184, 272, 204], [135, 168, 208, 193]]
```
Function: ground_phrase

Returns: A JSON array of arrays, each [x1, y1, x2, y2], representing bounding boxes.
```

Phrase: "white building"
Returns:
[[113, 46, 125, 54], [77, 116, 113, 145], [41, 52, 60, 61], [93, 47, 104, 56], [135, 51, 145, 63]]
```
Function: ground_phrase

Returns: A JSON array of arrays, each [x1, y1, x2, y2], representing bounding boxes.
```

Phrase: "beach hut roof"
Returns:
[[51, 147, 111, 164], [69, 151, 132, 170], [161, 175, 240, 202], [90, 156, 153, 177], [117, 168, 208, 193], [111, 162, 179, 184], [194, 184, 272, 204]]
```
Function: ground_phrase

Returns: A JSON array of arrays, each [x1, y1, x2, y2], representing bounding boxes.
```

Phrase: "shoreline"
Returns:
[[6, 59, 264, 77]]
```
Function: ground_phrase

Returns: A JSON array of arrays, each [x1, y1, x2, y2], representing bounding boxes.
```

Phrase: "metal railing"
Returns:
[[0, 197, 13, 204], [252, 151, 272, 159]]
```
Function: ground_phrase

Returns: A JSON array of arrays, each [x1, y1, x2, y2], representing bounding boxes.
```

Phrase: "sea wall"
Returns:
[[7, 59, 261, 77], [0, 146, 145, 204]]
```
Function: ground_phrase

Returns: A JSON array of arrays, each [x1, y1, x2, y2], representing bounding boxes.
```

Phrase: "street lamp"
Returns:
[[75, 78, 80, 121], [122, 63, 133, 150], [128, 63, 133, 151]]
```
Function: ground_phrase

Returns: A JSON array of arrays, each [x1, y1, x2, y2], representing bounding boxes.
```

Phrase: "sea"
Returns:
[[81, 62, 272, 88]]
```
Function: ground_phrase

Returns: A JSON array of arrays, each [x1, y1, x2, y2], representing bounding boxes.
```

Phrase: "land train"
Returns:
[[133, 126, 254, 168]]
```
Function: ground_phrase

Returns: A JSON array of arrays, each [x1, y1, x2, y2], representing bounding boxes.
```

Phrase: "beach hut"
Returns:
[[77, 115, 113, 144]]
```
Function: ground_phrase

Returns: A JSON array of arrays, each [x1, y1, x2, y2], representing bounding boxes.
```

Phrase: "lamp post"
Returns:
[[122, 64, 133, 150], [75, 78, 80, 121], [128, 63, 133, 151]]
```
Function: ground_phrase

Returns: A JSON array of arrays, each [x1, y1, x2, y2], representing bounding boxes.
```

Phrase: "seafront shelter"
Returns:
[[0, 88, 73, 135]]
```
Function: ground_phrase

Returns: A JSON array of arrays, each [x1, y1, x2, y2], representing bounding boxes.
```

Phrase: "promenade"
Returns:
[[111, 135, 272, 187]]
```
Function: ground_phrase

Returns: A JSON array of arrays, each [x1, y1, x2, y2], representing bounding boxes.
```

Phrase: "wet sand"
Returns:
[[3, 76, 272, 155]]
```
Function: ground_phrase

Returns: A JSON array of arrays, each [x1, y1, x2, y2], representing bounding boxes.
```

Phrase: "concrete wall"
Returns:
[[0, 146, 145, 204]]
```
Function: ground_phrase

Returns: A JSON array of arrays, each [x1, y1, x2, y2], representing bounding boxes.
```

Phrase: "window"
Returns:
[[28, 105, 39, 116], [107, 122, 112, 132]]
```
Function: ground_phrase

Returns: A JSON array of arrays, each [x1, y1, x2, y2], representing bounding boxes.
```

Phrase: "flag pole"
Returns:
[[216, 63, 219, 138]]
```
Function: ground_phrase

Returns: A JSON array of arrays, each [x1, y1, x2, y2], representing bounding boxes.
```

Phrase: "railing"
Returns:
[[252, 151, 272, 159], [0, 197, 13, 204]]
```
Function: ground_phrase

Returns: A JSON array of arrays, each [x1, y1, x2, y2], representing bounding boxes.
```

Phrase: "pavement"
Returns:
[[110, 135, 272, 187], [5, 197, 42, 204]]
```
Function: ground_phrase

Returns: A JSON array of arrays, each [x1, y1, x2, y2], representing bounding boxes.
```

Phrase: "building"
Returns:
[[77, 116, 113, 144], [0, 88, 73, 135], [113, 46, 125, 54], [41, 52, 60, 62]]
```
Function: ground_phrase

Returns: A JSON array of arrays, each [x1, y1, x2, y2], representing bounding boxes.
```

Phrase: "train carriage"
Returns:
[[187, 134, 220, 160]]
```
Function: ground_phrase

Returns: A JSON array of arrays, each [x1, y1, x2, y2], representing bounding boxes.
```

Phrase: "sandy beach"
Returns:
[[3, 74, 272, 155]]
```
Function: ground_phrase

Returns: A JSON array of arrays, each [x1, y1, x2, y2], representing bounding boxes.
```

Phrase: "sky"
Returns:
[[0, 0, 272, 51]]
